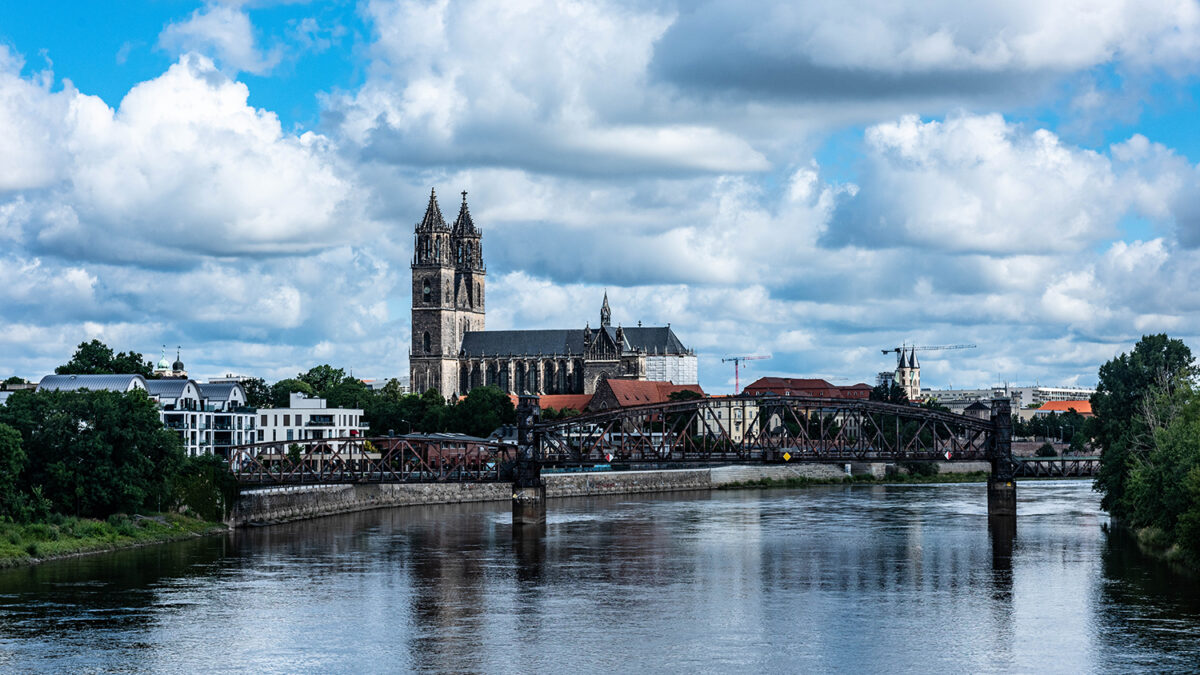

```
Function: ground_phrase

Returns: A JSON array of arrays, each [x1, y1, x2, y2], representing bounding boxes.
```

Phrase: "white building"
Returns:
[[923, 385, 1097, 411], [256, 392, 368, 444], [36, 374, 256, 458], [646, 353, 699, 385]]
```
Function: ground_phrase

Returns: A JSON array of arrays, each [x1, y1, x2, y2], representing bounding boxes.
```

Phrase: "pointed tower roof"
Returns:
[[600, 291, 611, 327], [911, 348, 919, 368], [452, 190, 476, 235], [417, 188, 448, 231]]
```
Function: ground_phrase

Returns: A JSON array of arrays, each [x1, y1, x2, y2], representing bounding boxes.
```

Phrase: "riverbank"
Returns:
[[0, 513, 227, 568], [717, 471, 993, 490], [1128, 524, 1200, 574]]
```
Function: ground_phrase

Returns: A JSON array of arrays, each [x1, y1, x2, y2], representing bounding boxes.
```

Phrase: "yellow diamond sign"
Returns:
[[783, 452, 791, 462]]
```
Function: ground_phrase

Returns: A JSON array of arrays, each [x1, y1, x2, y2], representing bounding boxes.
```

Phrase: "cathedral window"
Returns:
[[423, 280, 431, 304], [423, 331, 432, 353]]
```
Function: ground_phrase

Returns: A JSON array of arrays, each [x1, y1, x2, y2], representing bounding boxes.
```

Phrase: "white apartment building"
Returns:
[[698, 398, 762, 443], [923, 385, 1097, 411], [36, 374, 256, 458], [256, 392, 368, 444]]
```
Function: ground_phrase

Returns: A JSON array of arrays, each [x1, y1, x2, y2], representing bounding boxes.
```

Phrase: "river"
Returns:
[[0, 480, 1198, 673]]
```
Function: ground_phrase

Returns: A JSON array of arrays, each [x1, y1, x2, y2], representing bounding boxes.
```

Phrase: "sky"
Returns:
[[4, 0, 1200, 393]]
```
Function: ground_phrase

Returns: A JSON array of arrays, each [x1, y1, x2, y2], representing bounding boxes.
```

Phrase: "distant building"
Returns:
[[742, 377, 871, 400], [407, 189, 697, 398], [35, 374, 255, 457], [894, 348, 921, 400], [256, 392, 368, 444], [923, 385, 1097, 411], [152, 346, 189, 379]]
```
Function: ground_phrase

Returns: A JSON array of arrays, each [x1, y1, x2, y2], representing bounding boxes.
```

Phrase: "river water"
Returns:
[[1, 480, 1198, 673]]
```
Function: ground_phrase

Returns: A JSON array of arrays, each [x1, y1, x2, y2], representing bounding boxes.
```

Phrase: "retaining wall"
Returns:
[[228, 461, 990, 526]]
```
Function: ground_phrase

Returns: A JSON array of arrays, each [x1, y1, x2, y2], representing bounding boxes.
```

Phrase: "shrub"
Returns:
[[899, 461, 939, 477], [1036, 443, 1057, 457]]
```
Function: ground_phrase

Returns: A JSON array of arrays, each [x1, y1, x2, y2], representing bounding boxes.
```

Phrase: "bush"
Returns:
[[1036, 443, 1057, 457], [899, 461, 939, 477]]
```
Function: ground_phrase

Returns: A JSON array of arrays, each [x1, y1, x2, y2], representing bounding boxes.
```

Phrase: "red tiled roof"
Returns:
[[742, 377, 871, 399], [506, 393, 593, 411], [1038, 400, 1092, 415], [605, 380, 705, 406]]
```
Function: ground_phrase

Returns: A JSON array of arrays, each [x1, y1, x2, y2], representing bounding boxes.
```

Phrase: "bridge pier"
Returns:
[[513, 485, 547, 527], [987, 478, 1017, 517]]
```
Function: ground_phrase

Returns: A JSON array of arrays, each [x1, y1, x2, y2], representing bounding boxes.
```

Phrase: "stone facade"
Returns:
[[409, 189, 697, 398]]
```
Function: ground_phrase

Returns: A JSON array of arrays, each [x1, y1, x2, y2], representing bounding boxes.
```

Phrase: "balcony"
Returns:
[[306, 416, 335, 427]]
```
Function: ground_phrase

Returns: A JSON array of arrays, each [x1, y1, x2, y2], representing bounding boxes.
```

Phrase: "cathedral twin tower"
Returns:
[[410, 188, 485, 396]]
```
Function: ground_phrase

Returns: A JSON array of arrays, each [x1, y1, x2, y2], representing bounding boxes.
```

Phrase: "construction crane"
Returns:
[[722, 354, 771, 394], [881, 344, 976, 356]]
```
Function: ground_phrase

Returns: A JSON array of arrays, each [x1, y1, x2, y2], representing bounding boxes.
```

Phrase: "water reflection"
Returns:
[[0, 482, 1197, 673]]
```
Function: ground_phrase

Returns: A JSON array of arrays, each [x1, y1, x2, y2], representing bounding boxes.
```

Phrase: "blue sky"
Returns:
[[3, 0, 1200, 394]]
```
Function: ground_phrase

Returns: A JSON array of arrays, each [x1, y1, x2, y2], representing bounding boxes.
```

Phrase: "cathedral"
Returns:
[[409, 189, 698, 398]]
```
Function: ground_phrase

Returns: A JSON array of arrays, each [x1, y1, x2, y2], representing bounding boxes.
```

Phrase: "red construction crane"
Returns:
[[721, 354, 771, 394]]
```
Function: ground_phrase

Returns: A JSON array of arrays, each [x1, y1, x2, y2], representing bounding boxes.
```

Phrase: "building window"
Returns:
[[423, 280, 431, 303], [424, 331, 432, 353], [284, 414, 290, 426], [286, 430, 293, 441]]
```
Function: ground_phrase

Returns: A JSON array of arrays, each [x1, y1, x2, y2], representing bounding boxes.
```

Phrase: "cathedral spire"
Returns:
[[452, 190, 476, 235], [417, 187, 448, 231], [601, 291, 611, 327]]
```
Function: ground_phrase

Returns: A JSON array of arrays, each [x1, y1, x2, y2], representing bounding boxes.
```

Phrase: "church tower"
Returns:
[[452, 190, 485, 338], [410, 189, 460, 396]]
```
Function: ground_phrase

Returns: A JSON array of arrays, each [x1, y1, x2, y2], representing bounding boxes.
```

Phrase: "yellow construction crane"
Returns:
[[721, 354, 771, 394]]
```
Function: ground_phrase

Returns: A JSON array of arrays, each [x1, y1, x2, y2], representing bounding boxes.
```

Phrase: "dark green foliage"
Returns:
[[240, 378, 271, 408], [1092, 334, 1194, 513], [323, 378, 372, 410], [55, 339, 153, 377], [899, 460, 939, 476], [173, 454, 240, 522], [270, 378, 314, 407], [541, 407, 581, 420], [447, 386, 516, 438], [668, 389, 704, 402], [1036, 443, 1057, 457], [3, 376, 26, 387], [0, 424, 28, 519], [870, 382, 908, 404], [0, 389, 184, 519]]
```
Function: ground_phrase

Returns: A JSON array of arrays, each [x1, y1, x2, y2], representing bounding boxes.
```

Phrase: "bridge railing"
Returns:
[[227, 435, 516, 485]]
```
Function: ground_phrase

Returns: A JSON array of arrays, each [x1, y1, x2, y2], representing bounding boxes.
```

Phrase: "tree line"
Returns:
[[1092, 334, 1200, 567]]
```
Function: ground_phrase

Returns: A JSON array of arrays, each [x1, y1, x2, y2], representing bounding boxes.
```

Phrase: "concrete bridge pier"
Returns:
[[987, 479, 1017, 517], [512, 485, 547, 527]]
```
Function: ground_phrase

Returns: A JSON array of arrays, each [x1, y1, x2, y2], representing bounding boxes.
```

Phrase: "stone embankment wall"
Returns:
[[228, 461, 990, 527]]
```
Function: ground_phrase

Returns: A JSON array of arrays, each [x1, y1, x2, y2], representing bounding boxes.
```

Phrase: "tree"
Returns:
[[0, 423, 28, 520], [1036, 442, 1057, 457], [324, 378, 372, 410], [448, 386, 515, 438], [0, 389, 184, 518], [55, 339, 153, 377], [298, 365, 348, 397], [1093, 334, 1194, 514], [3, 375, 26, 387], [870, 382, 909, 405], [270, 379, 314, 408], [241, 377, 271, 408]]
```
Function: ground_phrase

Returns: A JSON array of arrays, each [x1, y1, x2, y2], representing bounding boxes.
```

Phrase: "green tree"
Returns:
[[0, 389, 184, 518], [3, 375, 26, 387], [1093, 334, 1194, 514], [55, 339, 153, 377], [241, 377, 271, 408], [0, 423, 28, 520], [324, 378, 372, 410], [270, 379, 314, 408], [870, 382, 909, 404], [447, 386, 515, 438], [173, 454, 238, 521], [1036, 442, 1057, 457], [298, 364, 348, 397]]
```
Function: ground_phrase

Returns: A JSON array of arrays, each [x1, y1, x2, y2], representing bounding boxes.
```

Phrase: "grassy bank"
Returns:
[[0, 513, 227, 568], [1132, 525, 1199, 573], [718, 471, 992, 490]]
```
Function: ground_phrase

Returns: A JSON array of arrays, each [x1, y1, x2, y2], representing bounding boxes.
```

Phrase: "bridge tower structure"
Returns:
[[987, 397, 1016, 518]]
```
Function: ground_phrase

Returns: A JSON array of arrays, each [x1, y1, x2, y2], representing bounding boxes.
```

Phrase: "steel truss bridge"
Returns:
[[228, 395, 1020, 486]]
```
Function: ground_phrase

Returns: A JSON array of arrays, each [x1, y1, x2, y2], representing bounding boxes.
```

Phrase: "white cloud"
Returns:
[[159, 3, 282, 75]]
